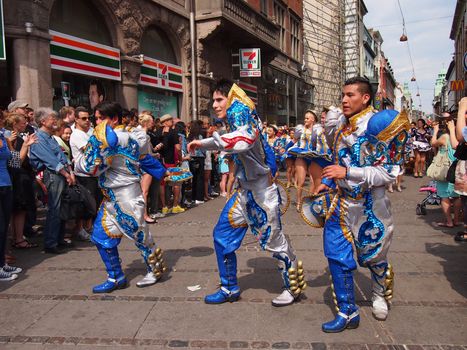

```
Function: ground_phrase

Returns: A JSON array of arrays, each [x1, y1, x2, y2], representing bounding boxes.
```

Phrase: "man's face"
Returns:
[[43, 115, 59, 132], [14, 107, 27, 116], [89, 84, 103, 109], [75, 111, 91, 131], [212, 91, 228, 119], [341, 84, 370, 118]]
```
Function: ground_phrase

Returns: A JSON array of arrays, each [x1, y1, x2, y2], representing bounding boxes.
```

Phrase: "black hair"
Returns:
[[175, 121, 186, 136], [95, 101, 123, 124], [74, 106, 89, 118], [89, 79, 106, 99], [344, 76, 373, 105], [213, 78, 234, 97], [188, 119, 206, 141], [417, 118, 426, 126]]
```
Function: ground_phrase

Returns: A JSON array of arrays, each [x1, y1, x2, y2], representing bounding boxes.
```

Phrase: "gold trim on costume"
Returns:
[[348, 106, 374, 131], [102, 206, 122, 239], [228, 195, 248, 228], [339, 198, 353, 243], [376, 110, 411, 143], [93, 121, 109, 149], [227, 83, 256, 111]]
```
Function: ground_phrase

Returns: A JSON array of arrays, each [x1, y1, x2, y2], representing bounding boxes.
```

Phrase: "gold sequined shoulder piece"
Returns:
[[348, 105, 374, 130], [93, 121, 109, 149], [377, 109, 411, 143], [227, 83, 255, 111]]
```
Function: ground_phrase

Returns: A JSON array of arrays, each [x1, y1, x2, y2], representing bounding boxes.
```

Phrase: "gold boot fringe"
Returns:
[[329, 275, 339, 312], [384, 264, 394, 303], [288, 260, 306, 297], [148, 247, 167, 278]]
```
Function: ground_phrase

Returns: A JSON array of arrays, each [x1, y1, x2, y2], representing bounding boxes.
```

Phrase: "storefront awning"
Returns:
[[237, 81, 257, 103], [49, 30, 121, 81], [139, 56, 183, 93]]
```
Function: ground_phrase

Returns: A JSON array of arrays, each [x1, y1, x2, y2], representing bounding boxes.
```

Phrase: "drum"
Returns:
[[300, 190, 338, 228], [275, 179, 290, 215], [165, 167, 193, 186]]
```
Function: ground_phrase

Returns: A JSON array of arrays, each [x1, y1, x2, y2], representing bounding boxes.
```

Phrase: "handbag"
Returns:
[[60, 184, 96, 220], [427, 149, 451, 181]]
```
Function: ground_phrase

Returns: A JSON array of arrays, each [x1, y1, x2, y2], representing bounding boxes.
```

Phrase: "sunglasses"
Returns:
[[78, 117, 90, 121]]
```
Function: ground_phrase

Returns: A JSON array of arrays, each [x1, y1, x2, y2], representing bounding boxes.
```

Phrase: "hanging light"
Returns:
[[416, 92, 420, 96], [411, 76, 416, 82], [400, 33, 408, 42]]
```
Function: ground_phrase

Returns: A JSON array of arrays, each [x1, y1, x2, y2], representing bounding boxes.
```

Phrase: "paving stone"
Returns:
[[230, 341, 249, 348], [252, 341, 271, 349], [272, 342, 291, 349], [292, 342, 311, 349], [168, 340, 189, 347]]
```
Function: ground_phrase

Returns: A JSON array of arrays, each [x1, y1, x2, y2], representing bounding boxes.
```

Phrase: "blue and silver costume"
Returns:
[[76, 122, 167, 293], [199, 84, 306, 303], [303, 107, 409, 332]]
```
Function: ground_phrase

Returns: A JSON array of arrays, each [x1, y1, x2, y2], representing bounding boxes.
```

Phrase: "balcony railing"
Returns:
[[196, 0, 279, 48]]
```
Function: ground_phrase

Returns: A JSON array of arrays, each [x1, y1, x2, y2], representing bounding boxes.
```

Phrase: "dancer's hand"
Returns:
[[313, 183, 330, 194], [187, 140, 201, 153], [322, 165, 346, 180]]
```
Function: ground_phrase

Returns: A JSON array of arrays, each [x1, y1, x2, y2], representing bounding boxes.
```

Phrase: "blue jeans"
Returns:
[[0, 186, 13, 267], [43, 170, 66, 249]]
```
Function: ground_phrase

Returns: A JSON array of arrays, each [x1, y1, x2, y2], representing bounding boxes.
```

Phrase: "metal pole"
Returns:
[[190, 0, 198, 120]]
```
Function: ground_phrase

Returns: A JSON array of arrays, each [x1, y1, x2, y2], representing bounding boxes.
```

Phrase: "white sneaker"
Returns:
[[2, 264, 22, 274], [194, 200, 205, 205], [0, 269, 18, 282], [77, 228, 91, 241], [271, 289, 296, 307], [210, 191, 219, 197], [151, 212, 166, 219], [372, 294, 389, 320], [136, 272, 158, 288]]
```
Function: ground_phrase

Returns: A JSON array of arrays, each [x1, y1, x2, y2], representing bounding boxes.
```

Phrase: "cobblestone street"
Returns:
[[0, 175, 466, 349]]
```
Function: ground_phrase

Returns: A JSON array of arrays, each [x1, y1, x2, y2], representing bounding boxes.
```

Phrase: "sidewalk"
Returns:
[[0, 175, 466, 349]]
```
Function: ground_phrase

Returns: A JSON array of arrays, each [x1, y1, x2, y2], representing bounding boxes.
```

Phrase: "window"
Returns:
[[290, 15, 300, 60], [273, 1, 286, 51], [260, 0, 268, 15]]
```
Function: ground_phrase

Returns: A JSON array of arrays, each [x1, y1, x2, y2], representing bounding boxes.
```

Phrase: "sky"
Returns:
[[363, 0, 457, 114]]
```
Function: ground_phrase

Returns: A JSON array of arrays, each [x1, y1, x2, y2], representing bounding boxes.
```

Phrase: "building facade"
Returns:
[[195, 0, 308, 126], [449, 0, 466, 107], [2, 0, 192, 119], [302, 0, 344, 112], [2, 0, 306, 124]]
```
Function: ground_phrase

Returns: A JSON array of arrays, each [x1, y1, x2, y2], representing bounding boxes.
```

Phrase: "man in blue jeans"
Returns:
[[30, 108, 76, 254]]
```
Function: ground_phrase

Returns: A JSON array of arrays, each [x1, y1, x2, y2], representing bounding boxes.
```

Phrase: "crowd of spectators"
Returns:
[[0, 101, 233, 282], [1, 97, 466, 282]]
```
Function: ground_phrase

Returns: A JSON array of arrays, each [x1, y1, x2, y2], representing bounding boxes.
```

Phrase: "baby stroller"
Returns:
[[416, 180, 441, 215]]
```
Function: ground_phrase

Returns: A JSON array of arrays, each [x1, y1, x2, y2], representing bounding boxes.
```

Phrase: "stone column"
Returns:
[[118, 56, 142, 110], [12, 30, 53, 108]]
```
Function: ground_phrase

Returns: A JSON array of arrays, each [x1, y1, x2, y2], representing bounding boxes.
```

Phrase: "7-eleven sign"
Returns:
[[239, 48, 261, 77]]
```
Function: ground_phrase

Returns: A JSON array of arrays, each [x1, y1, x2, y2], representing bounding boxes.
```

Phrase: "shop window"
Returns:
[[50, 0, 112, 46], [141, 27, 178, 64]]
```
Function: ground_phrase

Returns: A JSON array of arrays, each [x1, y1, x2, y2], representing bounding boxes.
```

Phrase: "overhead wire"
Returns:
[[396, 0, 423, 110]]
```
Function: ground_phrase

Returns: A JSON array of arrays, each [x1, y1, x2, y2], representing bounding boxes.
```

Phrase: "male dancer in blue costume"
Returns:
[[188, 79, 306, 306], [76, 102, 168, 293], [313, 77, 409, 332]]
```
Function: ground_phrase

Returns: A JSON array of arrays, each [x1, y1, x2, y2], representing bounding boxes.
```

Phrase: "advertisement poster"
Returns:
[[138, 90, 178, 118]]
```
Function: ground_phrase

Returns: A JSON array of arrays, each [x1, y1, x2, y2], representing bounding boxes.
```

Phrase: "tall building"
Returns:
[[1, 0, 308, 125], [195, 0, 308, 125], [302, 0, 344, 111], [1, 0, 192, 119], [344, 0, 367, 80], [432, 67, 447, 115], [449, 0, 466, 106]]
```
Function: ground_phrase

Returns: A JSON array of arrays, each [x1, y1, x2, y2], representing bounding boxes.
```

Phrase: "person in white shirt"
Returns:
[[69, 107, 98, 241]]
